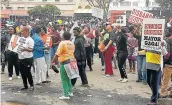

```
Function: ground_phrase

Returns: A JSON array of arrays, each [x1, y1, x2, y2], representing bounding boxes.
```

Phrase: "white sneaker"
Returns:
[[103, 74, 110, 77], [17, 76, 21, 79], [9, 77, 13, 81], [102, 66, 105, 70], [69, 93, 74, 97], [117, 78, 123, 82], [59, 96, 70, 100], [121, 78, 128, 83]]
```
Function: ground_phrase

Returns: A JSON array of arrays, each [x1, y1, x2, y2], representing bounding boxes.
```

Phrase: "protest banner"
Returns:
[[141, 19, 165, 52], [8, 35, 26, 53], [128, 9, 153, 24], [110, 10, 126, 26], [91, 7, 104, 19]]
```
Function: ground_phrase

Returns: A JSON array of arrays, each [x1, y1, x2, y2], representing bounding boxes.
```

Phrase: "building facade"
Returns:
[[1, 0, 76, 18], [109, 0, 159, 11]]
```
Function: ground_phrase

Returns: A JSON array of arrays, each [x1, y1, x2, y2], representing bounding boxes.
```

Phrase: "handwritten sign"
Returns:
[[128, 9, 153, 24], [141, 19, 165, 52], [92, 7, 104, 19]]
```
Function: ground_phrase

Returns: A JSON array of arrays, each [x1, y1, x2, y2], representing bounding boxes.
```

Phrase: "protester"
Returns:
[[40, 26, 53, 78], [19, 26, 34, 90], [50, 25, 62, 60], [1, 29, 8, 74], [116, 26, 128, 83], [6, 26, 21, 80], [133, 25, 147, 84], [167, 19, 172, 28], [51, 31, 75, 100], [127, 26, 138, 73], [102, 25, 115, 77], [32, 25, 48, 85], [160, 30, 172, 98], [83, 26, 93, 71], [146, 41, 167, 105], [72, 27, 89, 87]]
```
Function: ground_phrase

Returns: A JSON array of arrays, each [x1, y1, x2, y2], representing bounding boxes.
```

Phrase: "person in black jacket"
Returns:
[[71, 27, 89, 87], [1, 29, 8, 74]]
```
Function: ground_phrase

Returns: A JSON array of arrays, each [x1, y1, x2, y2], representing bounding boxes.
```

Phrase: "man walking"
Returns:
[[72, 27, 89, 87]]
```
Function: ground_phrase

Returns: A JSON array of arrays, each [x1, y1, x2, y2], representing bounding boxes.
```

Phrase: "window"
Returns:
[[18, 0, 23, 1], [28, 7, 33, 10], [133, 2, 138, 6], [55, 0, 60, 1], [42, 0, 47, 1], [68, 0, 73, 2], [113, 2, 118, 6], [18, 7, 25, 10], [6, 7, 12, 10], [29, 0, 34, 1], [120, 2, 131, 6]]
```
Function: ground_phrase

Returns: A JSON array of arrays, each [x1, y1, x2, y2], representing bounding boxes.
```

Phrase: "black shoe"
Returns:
[[1, 71, 4, 74], [136, 80, 142, 82], [42, 81, 51, 83], [21, 87, 28, 90]]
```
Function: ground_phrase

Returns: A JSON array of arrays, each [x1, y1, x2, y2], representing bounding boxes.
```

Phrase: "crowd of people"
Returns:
[[1, 17, 172, 105]]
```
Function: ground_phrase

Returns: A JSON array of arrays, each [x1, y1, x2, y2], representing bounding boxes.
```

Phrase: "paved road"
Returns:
[[1, 57, 172, 105]]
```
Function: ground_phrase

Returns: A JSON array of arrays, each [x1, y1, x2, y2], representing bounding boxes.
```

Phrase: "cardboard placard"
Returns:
[[128, 9, 153, 24], [141, 19, 165, 52], [92, 7, 104, 19]]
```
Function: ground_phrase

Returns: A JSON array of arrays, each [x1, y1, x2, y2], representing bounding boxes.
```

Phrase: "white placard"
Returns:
[[45, 36, 51, 47], [141, 19, 165, 52], [8, 35, 26, 53], [92, 7, 104, 19]]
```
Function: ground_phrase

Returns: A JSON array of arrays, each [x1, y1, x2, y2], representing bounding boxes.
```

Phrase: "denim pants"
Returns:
[[50, 46, 58, 60], [136, 55, 147, 82], [44, 50, 51, 72], [147, 69, 161, 103]]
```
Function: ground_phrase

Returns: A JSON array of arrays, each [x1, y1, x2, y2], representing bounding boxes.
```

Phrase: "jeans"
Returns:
[[44, 50, 51, 72], [147, 69, 161, 103], [50, 46, 58, 60], [136, 55, 147, 82]]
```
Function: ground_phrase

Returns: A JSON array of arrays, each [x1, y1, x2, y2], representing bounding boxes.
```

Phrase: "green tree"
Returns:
[[155, 0, 172, 8], [28, 4, 61, 21]]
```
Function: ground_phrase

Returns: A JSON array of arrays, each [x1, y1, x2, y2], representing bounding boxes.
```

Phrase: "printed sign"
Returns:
[[141, 19, 165, 52], [128, 9, 153, 24], [8, 35, 26, 53], [110, 10, 126, 26], [92, 7, 104, 19]]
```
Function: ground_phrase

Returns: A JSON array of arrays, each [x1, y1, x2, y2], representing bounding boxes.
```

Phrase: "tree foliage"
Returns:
[[28, 4, 61, 21], [2, 0, 9, 7], [155, 0, 172, 8]]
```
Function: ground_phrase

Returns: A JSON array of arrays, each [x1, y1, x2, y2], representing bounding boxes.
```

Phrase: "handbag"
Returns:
[[52, 65, 59, 73], [98, 42, 105, 52], [64, 59, 80, 79]]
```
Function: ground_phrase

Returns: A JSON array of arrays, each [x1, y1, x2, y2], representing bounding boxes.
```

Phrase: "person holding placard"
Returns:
[[19, 26, 34, 90], [6, 26, 21, 81]]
